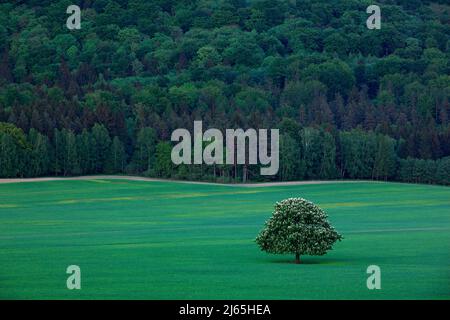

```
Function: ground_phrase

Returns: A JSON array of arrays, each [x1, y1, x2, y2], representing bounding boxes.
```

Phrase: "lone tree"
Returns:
[[256, 198, 342, 264]]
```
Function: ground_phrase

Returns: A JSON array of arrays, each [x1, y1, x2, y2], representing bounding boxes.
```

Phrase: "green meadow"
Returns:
[[0, 179, 449, 299]]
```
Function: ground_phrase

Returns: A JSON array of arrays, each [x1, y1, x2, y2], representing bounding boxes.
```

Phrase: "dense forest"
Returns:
[[0, 0, 449, 185]]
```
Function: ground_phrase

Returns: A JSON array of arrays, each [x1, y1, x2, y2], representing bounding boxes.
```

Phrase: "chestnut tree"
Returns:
[[256, 198, 342, 264]]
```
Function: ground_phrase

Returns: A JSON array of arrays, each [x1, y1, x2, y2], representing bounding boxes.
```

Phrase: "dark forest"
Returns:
[[0, 0, 449, 184]]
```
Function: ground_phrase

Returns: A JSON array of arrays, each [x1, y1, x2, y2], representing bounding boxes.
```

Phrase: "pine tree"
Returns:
[[53, 129, 64, 176], [90, 124, 111, 173], [436, 157, 450, 185], [373, 134, 396, 180], [0, 123, 28, 178], [17, 111, 29, 133], [58, 58, 71, 91], [154, 141, 173, 178], [77, 129, 92, 174], [279, 134, 301, 181], [107, 136, 126, 173], [319, 130, 337, 179], [0, 133, 18, 177], [30, 109, 43, 132], [28, 129, 50, 177], [0, 49, 12, 82], [63, 129, 79, 176], [132, 127, 156, 173]]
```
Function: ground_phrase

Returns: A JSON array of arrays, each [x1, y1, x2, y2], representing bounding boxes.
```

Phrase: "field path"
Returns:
[[0, 175, 367, 187]]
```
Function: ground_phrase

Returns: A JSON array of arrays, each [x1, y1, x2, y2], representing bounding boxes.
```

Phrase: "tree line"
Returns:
[[1, 120, 449, 185]]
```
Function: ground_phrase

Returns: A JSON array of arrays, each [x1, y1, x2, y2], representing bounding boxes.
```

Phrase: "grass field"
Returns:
[[0, 179, 449, 299]]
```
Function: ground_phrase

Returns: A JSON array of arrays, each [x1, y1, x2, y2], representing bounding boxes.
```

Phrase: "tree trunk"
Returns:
[[295, 253, 300, 264]]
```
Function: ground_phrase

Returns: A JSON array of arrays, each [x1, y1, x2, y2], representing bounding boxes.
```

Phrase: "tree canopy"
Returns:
[[256, 198, 343, 263]]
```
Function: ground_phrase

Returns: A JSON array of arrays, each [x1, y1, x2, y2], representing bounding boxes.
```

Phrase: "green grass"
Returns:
[[0, 179, 449, 299]]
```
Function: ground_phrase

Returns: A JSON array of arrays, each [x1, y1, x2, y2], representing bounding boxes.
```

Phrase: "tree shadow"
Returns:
[[265, 256, 353, 265]]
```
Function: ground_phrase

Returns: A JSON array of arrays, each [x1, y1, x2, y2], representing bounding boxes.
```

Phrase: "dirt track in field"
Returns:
[[0, 175, 369, 187]]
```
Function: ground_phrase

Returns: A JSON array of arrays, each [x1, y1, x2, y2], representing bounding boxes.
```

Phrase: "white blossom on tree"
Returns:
[[256, 198, 342, 264]]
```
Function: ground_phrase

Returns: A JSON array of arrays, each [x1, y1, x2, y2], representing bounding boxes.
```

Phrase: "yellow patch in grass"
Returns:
[[0, 204, 19, 208], [321, 202, 368, 209], [87, 180, 111, 183], [56, 197, 136, 204], [164, 189, 264, 199]]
